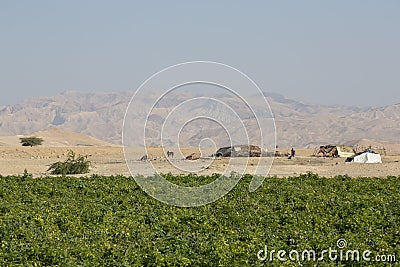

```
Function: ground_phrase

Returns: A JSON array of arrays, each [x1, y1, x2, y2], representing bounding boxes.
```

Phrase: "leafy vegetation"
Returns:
[[0, 173, 399, 266], [47, 150, 92, 175], [22, 169, 32, 179], [19, 136, 43, 147]]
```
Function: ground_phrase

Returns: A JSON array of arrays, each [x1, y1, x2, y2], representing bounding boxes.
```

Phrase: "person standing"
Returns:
[[291, 147, 296, 158]]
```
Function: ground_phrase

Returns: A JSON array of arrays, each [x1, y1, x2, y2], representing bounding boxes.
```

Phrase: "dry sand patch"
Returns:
[[0, 146, 399, 178]]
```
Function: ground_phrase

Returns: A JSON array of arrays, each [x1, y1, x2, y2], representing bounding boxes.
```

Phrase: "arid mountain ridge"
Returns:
[[0, 91, 399, 148]]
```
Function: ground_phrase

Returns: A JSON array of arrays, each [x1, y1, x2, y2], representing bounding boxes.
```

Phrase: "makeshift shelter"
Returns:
[[186, 153, 200, 160], [315, 145, 339, 157], [315, 145, 355, 158], [345, 150, 382, 163], [214, 145, 262, 157]]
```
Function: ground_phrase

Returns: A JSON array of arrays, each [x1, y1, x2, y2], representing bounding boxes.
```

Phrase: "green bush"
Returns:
[[19, 136, 43, 147], [47, 150, 92, 175], [22, 169, 32, 179]]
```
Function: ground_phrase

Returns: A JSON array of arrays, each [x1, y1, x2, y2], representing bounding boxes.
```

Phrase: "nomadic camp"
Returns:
[[345, 150, 382, 163]]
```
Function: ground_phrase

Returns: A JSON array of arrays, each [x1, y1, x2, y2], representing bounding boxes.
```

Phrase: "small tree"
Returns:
[[20, 137, 43, 147], [48, 150, 92, 175]]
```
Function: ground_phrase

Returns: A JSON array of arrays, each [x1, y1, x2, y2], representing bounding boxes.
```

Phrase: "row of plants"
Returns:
[[0, 173, 399, 266]]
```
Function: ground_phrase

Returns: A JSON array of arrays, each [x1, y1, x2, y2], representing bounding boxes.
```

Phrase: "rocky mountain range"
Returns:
[[0, 90, 399, 148]]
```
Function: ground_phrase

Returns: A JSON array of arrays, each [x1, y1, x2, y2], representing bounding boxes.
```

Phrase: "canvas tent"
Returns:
[[214, 145, 262, 157], [345, 150, 382, 163]]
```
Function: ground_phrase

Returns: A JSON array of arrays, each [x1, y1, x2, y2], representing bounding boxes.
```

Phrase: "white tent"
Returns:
[[352, 152, 382, 163]]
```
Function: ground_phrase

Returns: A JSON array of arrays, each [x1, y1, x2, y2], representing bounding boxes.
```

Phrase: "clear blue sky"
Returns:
[[1, 0, 399, 107]]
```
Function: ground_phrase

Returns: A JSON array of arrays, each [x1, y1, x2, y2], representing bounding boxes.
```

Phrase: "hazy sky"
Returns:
[[1, 1, 399, 107]]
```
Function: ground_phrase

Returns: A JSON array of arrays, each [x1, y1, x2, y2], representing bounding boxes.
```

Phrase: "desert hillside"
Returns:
[[0, 128, 115, 147], [0, 91, 399, 147]]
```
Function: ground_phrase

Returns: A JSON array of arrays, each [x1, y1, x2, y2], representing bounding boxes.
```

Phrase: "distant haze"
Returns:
[[0, 91, 399, 147], [0, 1, 399, 107]]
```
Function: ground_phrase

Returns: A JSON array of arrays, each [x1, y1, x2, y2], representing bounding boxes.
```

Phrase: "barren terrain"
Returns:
[[1, 129, 399, 178], [1, 145, 399, 178]]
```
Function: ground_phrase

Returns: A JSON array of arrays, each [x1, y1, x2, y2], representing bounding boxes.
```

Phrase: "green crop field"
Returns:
[[0, 174, 399, 266]]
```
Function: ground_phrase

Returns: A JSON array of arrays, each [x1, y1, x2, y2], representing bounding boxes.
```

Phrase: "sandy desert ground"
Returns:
[[1, 145, 399, 178], [1, 129, 399, 177]]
